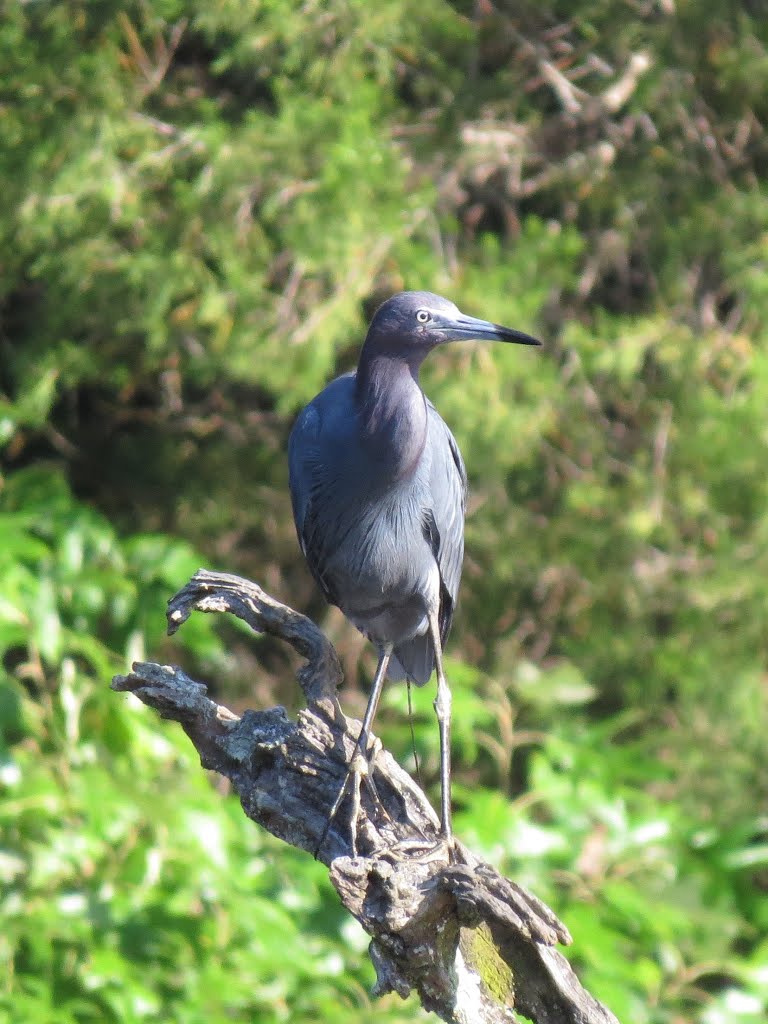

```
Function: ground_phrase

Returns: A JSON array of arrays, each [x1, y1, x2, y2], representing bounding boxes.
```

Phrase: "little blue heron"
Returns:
[[289, 291, 540, 853]]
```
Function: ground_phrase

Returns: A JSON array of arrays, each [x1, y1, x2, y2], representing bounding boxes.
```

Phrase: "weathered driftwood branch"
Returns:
[[112, 569, 619, 1024]]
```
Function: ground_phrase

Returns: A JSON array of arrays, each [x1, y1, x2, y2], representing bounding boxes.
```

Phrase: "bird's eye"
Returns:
[[416, 310, 430, 323]]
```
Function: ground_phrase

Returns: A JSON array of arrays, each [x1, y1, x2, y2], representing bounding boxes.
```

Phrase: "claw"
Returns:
[[315, 728, 392, 858]]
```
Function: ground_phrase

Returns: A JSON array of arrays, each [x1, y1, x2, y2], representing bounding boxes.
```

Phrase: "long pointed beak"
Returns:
[[437, 313, 541, 347]]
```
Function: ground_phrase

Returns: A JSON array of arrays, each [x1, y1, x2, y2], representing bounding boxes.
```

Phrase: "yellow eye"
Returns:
[[416, 310, 430, 323]]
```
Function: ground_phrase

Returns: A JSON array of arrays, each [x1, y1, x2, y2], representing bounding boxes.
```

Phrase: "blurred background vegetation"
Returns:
[[1, 1, 767, 1021]]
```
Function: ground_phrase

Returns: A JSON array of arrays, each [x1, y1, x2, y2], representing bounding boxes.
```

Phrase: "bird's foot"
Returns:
[[382, 830, 461, 865], [346, 746, 385, 856], [314, 737, 392, 859]]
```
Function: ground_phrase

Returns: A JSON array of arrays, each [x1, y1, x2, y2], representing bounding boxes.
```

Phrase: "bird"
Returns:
[[288, 290, 540, 854]]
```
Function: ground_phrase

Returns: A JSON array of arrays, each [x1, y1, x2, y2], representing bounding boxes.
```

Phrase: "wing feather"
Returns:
[[425, 400, 467, 644], [391, 405, 466, 684], [288, 403, 339, 605]]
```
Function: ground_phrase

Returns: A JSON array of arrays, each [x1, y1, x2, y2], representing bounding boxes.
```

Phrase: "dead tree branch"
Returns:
[[112, 568, 619, 1024]]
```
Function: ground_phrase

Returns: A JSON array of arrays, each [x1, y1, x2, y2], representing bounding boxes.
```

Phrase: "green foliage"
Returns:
[[0, 472, 425, 1023], [1, 0, 767, 1021]]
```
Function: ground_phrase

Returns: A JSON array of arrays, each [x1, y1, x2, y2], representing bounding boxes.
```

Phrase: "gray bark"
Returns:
[[112, 568, 619, 1024]]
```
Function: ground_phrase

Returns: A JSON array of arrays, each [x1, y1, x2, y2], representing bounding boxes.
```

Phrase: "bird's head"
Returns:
[[366, 291, 541, 357]]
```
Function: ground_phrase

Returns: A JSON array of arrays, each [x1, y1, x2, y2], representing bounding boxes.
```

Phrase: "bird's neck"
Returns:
[[356, 350, 428, 480]]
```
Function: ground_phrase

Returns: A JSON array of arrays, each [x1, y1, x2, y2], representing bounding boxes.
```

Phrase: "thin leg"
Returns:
[[427, 610, 452, 842], [315, 644, 393, 857], [354, 643, 392, 764]]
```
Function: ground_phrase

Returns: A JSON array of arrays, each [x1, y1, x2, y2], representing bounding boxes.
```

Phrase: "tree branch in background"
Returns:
[[112, 569, 619, 1024]]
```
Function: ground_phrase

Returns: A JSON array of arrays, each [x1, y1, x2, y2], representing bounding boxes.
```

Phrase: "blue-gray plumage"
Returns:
[[289, 291, 540, 852]]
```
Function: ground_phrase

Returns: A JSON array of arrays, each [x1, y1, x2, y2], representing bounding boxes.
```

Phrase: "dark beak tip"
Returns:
[[442, 315, 542, 347], [477, 318, 542, 348], [503, 329, 543, 347]]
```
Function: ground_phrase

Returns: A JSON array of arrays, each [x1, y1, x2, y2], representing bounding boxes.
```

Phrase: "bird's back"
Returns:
[[289, 372, 467, 685]]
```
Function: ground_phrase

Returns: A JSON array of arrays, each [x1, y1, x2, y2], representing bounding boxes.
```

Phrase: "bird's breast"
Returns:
[[290, 371, 443, 646], [321, 471, 439, 644]]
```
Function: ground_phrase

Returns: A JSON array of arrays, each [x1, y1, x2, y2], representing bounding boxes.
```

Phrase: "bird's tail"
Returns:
[[389, 635, 434, 686]]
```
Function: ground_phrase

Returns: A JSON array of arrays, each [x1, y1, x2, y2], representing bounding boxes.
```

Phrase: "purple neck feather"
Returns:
[[356, 345, 428, 481]]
